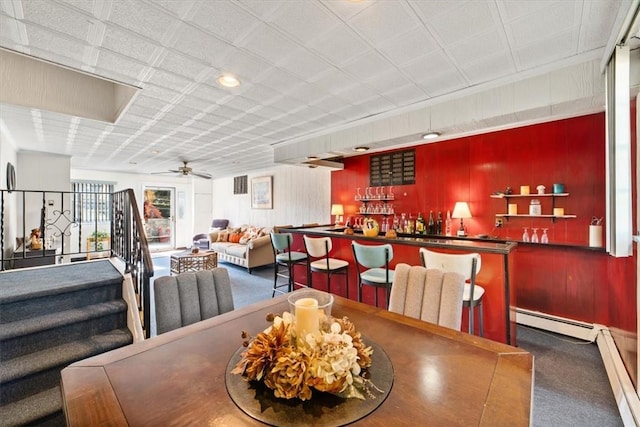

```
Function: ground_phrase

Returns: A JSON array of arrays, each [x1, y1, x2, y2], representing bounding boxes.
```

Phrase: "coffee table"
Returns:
[[170, 250, 217, 274]]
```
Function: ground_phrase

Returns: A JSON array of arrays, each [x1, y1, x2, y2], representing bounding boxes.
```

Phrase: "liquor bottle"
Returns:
[[445, 210, 452, 236], [408, 213, 415, 234], [436, 211, 443, 234], [427, 210, 435, 235], [416, 212, 425, 234]]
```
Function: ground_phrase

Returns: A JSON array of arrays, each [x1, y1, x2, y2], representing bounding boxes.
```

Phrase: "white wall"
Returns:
[[211, 164, 331, 228], [72, 169, 197, 248], [0, 133, 18, 257]]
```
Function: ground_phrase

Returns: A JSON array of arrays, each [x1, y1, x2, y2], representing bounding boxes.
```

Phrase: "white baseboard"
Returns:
[[516, 308, 640, 426]]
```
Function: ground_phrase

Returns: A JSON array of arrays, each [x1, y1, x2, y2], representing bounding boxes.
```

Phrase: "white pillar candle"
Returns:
[[295, 298, 319, 339]]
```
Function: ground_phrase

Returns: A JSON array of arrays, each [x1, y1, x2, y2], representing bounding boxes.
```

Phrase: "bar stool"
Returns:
[[270, 232, 309, 297], [303, 235, 349, 297], [352, 241, 394, 307], [419, 248, 484, 336]]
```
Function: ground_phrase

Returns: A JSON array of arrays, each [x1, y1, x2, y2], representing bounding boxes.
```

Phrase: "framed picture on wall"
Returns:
[[251, 176, 273, 209]]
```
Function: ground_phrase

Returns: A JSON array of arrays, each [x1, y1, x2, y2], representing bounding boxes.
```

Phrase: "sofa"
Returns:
[[208, 224, 274, 273]]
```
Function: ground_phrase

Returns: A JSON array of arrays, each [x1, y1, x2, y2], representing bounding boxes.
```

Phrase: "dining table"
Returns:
[[60, 295, 533, 426]]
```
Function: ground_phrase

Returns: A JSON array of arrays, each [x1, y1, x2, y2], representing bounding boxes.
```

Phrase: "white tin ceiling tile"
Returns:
[[158, 50, 212, 81], [426, 1, 500, 45], [238, 84, 281, 105], [24, 25, 87, 62], [140, 83, 181, 102], [506, 1, 579, 48], [513, 29, 577, 70], [579, 0, 621, 51], [496, 0, 556, 23], [306, 25, 370, 67], [402, 51, 459, 86], [149, 0, 197, 18], [135, 95, 174, 113], [286, 82, 331, 104], [341, 50, 396, 82], [333, 83, 378, 105], [277, 47, 333, 81], [96, 49, 147, 80], [147, 69, 193, 92], [219, 48, 274, 82], [55, 0, 95, 15], [170, 23, 234, 67], [102, 27, 158, 63], [376, 27, 439, 66], [268, 1, 341, 46], [356, 95, 395, 116], [222, 96, 259, 112], [447, 30, 508, 67], [461, 51, 516, 85], [189, 0, 260, 44], [363, 70, 411, 93], [22, 1, 91, 41], [309, 68, 360, 96], [321, 0, 375, 21], [236, 0, 282, 20], [176, 96, 212, 113], [382, 84, 428, 106], [348, 0, 419, 45], [310, 95, 353, 114], [108, 0, 177, 42], [238, 23, 301, 63], [418, 72, 467, 98], [255, 66, 305, 92], [189, 84, 233, 105], [0, 15, 21, 43]]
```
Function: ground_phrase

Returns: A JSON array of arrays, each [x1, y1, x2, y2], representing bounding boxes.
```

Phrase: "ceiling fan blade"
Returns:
[[192, 171, 212, 179]]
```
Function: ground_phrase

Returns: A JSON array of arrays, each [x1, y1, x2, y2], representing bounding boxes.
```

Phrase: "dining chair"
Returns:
[[351, 241, 394, 307], [153, 268, 234, 335], [270, 232, 310, 297], [388, 263, 466, 331], [419, 248, 484, 336], [303, 235, 349, 297]]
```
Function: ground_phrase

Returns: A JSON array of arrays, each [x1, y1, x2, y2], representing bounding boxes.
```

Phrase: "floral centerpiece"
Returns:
[[231, 309, 381, 401]]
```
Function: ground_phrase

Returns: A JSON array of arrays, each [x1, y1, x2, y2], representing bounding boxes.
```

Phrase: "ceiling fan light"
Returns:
[[422, 132, 441, 140], [217, 73, 240, 88]]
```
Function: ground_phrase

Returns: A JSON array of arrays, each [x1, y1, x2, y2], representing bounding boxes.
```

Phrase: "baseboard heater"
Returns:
[[516, 308, 640, 426]]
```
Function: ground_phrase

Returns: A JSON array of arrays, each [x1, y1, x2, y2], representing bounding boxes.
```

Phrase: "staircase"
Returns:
[[0, 260, 133, 426]]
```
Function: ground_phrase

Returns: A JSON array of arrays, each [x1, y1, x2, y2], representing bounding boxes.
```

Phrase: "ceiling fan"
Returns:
[[154, 161, 212, 179]]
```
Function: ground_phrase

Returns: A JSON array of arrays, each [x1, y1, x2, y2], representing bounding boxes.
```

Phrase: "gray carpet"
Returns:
[[150, 255, 623, 425], [516, 325, 623, 426]]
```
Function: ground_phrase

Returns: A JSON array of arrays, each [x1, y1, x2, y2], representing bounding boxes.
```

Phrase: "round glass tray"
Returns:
[[225, 339, 394, 427]]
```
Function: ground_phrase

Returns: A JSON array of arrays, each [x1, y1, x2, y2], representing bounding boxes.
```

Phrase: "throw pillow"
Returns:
[[216, 231, 229, 242], [229, 232, 241, 243]]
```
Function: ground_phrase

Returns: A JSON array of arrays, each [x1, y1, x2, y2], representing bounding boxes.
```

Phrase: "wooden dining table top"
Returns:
[[60, 295, 533, 426]]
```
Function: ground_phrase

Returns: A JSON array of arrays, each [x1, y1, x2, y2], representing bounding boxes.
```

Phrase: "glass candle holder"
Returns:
[[288, 289, 334, 339]]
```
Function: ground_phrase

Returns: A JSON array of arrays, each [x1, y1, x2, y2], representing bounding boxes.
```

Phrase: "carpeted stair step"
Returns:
[[0, 261, 123, 323], [0, 328, 132, 405], [0, 300, 128, 360], [0, 387, 63, 427]]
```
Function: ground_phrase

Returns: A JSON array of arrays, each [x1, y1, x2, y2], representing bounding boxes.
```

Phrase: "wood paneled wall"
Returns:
[[331, 111, 637, 382]]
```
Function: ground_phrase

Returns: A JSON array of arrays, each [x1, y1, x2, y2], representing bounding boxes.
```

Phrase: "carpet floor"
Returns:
[[150, 255, 623, 425]]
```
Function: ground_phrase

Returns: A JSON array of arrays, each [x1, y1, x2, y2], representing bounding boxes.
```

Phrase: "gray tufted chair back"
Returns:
[[154, 268, 234, 335]]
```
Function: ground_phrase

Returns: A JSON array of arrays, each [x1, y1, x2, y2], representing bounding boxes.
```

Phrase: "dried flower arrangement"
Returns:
[[232, 311, 382, 401]]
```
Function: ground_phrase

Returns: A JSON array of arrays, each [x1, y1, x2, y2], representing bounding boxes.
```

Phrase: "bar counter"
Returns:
[[284, 226, 518, 344]]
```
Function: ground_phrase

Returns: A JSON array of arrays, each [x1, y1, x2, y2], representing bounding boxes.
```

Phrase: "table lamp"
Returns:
[[452, 202, 472, 237], [331, 204, 344, 226]]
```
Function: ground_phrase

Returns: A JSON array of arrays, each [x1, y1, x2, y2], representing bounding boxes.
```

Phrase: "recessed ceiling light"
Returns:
[[353, 146, 369, 152], [422, 132, 441, 140], [151, 150, 159, 154], [217, 73, 240, 88], [307, 156, 319, 161]]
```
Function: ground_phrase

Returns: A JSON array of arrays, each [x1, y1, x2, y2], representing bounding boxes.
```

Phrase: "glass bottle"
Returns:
[[445, 210, 452, 236], [355, 188, 361, 200], [541, 228, 549, 244], [436, 212, 443, 234], [408, 213, 415, 234], [531, 228, 539, 243], [522, 227, 530, 242], [416, 212, 425, 234], [400, 213, 407, 233], [427, 210, 435, 235]]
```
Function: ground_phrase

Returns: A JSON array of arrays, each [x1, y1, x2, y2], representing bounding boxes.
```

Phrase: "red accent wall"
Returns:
[[331, 111, 637, 380]]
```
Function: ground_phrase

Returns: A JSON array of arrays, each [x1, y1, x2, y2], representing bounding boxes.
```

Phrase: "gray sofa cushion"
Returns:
[[225, 244, 247, 258], [154, 268, 234, 335]]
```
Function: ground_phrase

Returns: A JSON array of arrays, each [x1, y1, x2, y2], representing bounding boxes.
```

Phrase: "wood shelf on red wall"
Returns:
[[495, 214, 577, 219], [491, 192, 575, 222]]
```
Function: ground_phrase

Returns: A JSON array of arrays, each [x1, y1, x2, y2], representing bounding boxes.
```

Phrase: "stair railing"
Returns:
[[111, 189, 154, 338]]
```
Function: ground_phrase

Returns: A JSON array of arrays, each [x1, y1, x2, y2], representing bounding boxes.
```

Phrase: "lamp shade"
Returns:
[[451, 202, 472, 219], [331, 204, 344, 216]]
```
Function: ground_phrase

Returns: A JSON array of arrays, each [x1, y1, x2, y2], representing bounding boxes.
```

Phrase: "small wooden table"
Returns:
[[61, 296, 533, 426], [170, 250, 217, 274]]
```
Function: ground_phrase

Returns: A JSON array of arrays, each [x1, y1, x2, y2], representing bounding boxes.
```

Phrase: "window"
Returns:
[[72, 181, 114, 223]]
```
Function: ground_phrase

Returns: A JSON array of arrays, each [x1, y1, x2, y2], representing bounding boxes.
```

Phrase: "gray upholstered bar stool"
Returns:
[[303, 235, 349, 297], [352, 241, 394, 307], [270, 232, 309, 297], [419, 248, 485, 336]]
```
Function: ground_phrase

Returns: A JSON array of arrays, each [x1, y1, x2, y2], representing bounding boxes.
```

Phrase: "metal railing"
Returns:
[[1, 188, 154, 337]]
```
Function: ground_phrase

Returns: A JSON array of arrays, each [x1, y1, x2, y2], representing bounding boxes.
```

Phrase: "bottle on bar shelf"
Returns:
[[408, 213, 415, 234], [445, 210, 452, 236], [427, 210, 435, 235], [436, 211, 443, 234], [416, 212, 425, 234]]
